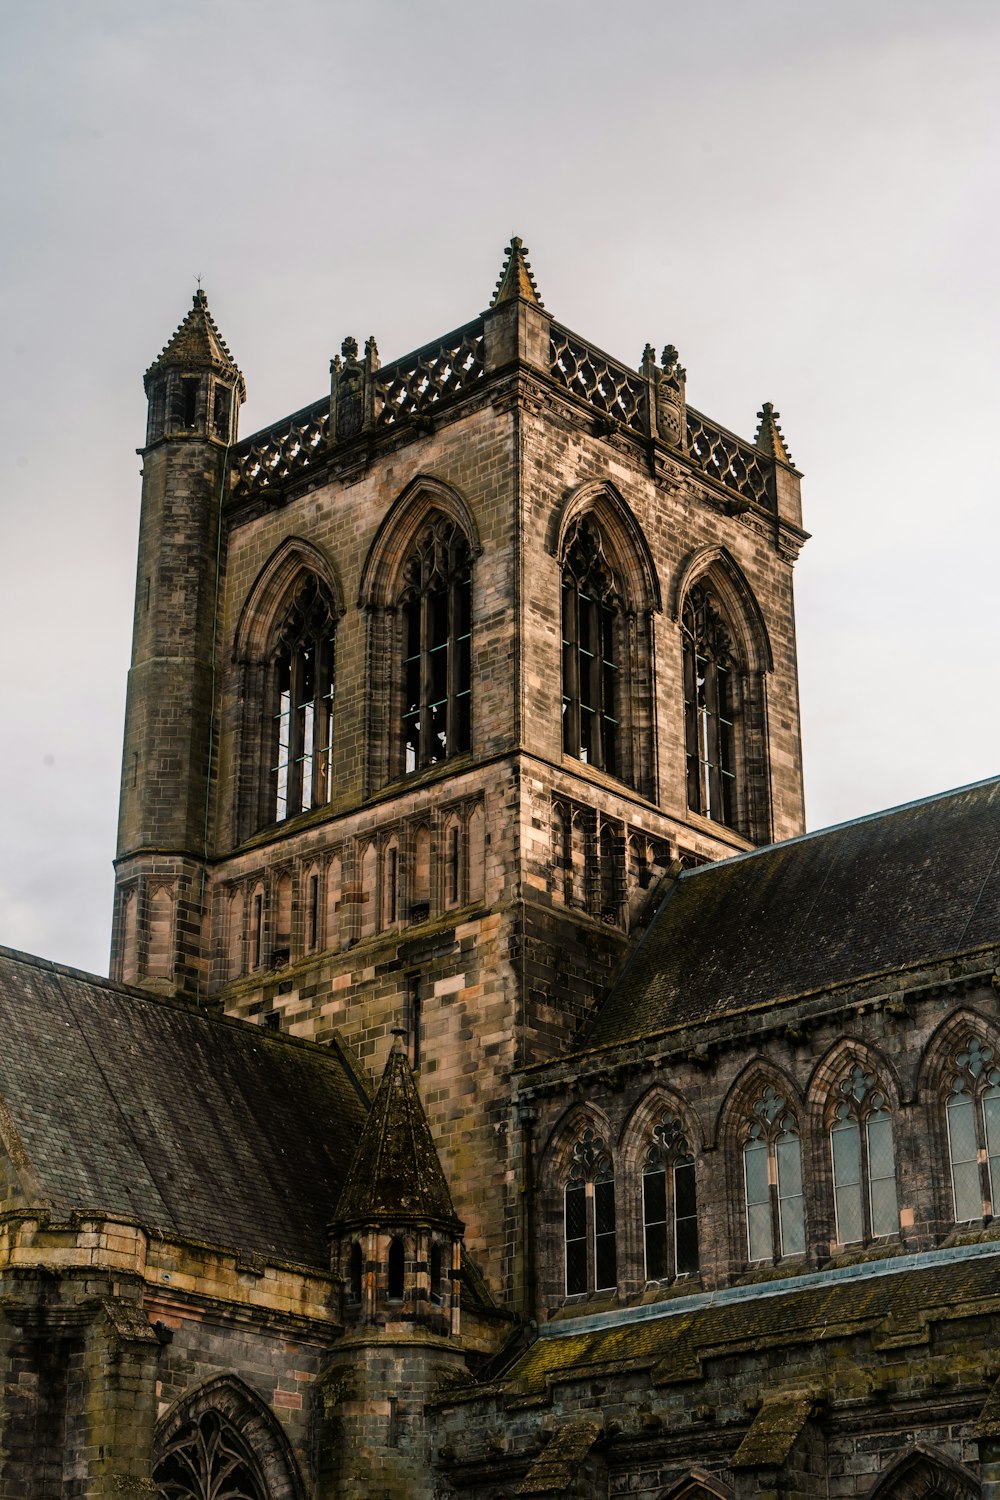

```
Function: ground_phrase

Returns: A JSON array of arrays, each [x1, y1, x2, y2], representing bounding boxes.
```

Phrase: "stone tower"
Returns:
[[111, 239, 807, 1311]]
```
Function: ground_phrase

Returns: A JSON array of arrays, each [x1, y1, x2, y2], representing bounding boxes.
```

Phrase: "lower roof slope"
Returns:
[[0, 947, 370, 1268], [587, 777, 1000, 1051]]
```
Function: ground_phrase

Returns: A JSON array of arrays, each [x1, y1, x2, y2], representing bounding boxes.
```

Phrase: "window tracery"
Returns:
[[564, 1127, 617, 1295], [682, 584, 738, 828], [945, 1035, 1000, 1223], [828, 1063, 899, 1244], [154, 1409, 267, 1500], [268, 575, 337, 824], [399, 517, 472, 773], [742, 1086, 805, 1261], [642, 1113, 698, 1281], [561, 516, 622, 777]]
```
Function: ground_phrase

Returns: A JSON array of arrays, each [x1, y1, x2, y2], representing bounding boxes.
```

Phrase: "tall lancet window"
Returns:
[[561, 516, 621, 776], [400, 517, 472, 773], [682, 583, 738, 828], [270, 576, 337, 822]]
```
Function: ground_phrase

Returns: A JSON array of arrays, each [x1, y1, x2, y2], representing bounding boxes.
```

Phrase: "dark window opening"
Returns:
[[642, 1116, 699, 1281], [683, 584, 737, 828], [430, 1243, 444, 1304], [251, 893, 263, 970], [564, 1182, 587, 1295], [308, 873, 320, 950], [213, 385, 232, 442], [561, 516, 620, 777], [446, 824, 460, 906], [400, 518, 472, 774], [386, 847, 398, 924], [154, 1410, 266, 1500], [269, 576, 336, 824], [181, 377, 199, 430], [594, 1176, 617, 1290], [407, 977, 422, 1070], [387, 1237, 405, 1300], [349, 1241, 363, 1303]]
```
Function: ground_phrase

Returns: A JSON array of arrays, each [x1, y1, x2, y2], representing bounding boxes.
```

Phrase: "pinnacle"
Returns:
[[490, 235, 545, 310], [144, 289, 246, 400], [754, 401, 794, 468], [331, 1041, 463, 1232]]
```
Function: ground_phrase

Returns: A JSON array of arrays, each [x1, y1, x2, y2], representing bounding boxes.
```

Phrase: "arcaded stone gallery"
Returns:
[[2, 238, 999, 1497]]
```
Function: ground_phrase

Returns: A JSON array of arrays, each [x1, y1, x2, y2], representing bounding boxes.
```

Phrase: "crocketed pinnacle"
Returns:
[[491, 235, 545, 309], [331, 1034, 463, 1232], [754, 401, 794, 468], [144, 288, 246, 400]]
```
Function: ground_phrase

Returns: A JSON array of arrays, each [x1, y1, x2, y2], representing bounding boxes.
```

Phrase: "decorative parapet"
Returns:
[[231, 318, 486, 498], [549, 322, 647, 435], [685, 407, 776, 511]]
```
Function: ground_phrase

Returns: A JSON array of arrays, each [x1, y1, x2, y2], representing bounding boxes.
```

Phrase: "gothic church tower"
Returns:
[[111, 241, 807, 1312]]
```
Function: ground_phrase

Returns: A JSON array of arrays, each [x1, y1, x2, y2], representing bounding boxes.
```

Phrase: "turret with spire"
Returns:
[[111, 289, 246, 997]]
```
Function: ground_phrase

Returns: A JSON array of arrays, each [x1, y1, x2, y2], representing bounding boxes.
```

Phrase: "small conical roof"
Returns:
[[144, 289, 246, 400], [332, 1036, 463, 1232], [754, 401, 794, 467], [491, 235, 545, 309]]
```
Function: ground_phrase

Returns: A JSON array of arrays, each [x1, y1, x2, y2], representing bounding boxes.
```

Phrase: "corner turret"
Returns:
[[111, 291, 245, 996]]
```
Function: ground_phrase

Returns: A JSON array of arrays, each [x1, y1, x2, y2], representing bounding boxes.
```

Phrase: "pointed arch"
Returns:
[[921, 1008, 1000, 1230], [358, 474, 481, 609], [717, 1058, 805, 1151], [153, 1374, 306, 1500], [539, 1100, 616, 1187], [868, 1443, 980, 1498], [619, 1084, 706, 1162], [233, 536, 344, 660], [660, 1472, 733, 1500], [918, 1007, 1000, 1104], [720, 1060, 807, 1265], [807, 1037, 902, 1127], [551, 480, 662, 614], [671, 544, 773, 673]]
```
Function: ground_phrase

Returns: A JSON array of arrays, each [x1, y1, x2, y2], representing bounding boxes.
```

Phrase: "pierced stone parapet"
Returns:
[[549, 323, 648, 435], [686, 408, 776, 511], [374, 320, 485, 427], [231, 397, 329, 497]]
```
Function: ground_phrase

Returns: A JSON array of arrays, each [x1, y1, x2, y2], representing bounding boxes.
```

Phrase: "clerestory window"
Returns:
[[742, 1086, 805, 1261], [268, 575, 337, 823], [564, 1128, 617, 1296], [561, 516, 621, 777], [400, 518, 472, 773], [642, 1113, 699, 1281], [945, 1036, 1000, 1223], [829, 1064, 899, 1244], [682, 584, 738, 829]]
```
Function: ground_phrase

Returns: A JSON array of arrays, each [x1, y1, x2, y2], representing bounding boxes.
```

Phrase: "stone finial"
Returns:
[[660, 345, 686, 382], [144, 288, 246, 401], [341, 335, 359, 364], [491, 235, 545, 309], [754, 401, 794, 467], [654, 344, 686, 449]]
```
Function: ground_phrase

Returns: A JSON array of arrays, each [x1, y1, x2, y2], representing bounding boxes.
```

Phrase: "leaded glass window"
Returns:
[[829, 1064, 898, 1244], [400, 517, 472, 773], [269, 575, 336, 823], [743, 1086, 805, 1261], [945, 1036, 1000, 1222], [561, 517, 621, 777], [682, 584, 737, 828], [642, 1113, 699, 1281], [563, 1127, 617, 1297]]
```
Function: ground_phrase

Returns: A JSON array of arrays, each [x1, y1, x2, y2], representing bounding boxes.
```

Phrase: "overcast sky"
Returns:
[[2, 0, 998, 976]]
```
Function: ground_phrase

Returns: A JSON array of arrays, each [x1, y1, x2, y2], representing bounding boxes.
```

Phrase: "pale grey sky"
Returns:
[[2, 0, 998, 975]]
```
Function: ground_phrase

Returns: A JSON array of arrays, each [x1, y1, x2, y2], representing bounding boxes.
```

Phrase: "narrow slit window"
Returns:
[[268, 576, 336, 825], [399, 518, 472, 773], [682, 584, 738, 829], [561, 516, 620, 777]]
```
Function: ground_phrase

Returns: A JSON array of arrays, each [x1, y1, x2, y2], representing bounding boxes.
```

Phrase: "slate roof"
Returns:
[[0, 946, 369, 1268], [586, 778, 1000, 1051], [333, 1035, 463, 1232], [504, 1250, 1000, 1395]]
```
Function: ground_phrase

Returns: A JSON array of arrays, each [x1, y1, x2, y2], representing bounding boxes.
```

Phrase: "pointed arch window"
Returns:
[[829, 1064, 899, 1244], [945, 1036, 1000, 1222], [561, 516, 622, 777], [642, 1113, 699, 1281], [269, 575, 337, 823], [742, 1086, 805, 1261], [682, 584, 738, 828], [400, 517, 472, 773], [154, 1409, 267, 1500], [564, 1128, 617, 1296]]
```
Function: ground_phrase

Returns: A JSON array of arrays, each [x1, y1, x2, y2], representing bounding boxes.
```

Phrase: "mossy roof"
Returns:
[[0, 946, 368, 1268], [333, 1038, 462, 1232], [504, 1252, 1000, 1395], [586, 778, 1000, 1050]]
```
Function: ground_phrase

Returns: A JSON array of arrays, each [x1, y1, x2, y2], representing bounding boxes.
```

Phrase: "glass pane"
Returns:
[[744, 1141, 771, 1260], [869, 1173, 899, 1238], [644, 1221, 667, 1281], [831, 1120, 862, 1243], [675, 1214, 699, 1275], [594, 1179, 616, 1237], [642, 1168, 666, 1228], [565, 1184, 587, 1295], [566, 1238, 587, 1296], [776, 1135, 805, 1254], [747, 1200, 772, 1262], [983, 1089, 1000, 1211], [865, 1111, 898, 1236], [594, 1179, 616, 1290], [953, 1158, 982, 1223], [674, 1159, 698, 1273]]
